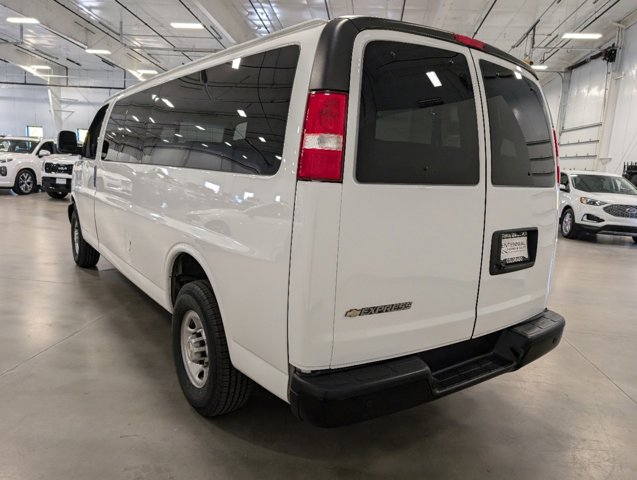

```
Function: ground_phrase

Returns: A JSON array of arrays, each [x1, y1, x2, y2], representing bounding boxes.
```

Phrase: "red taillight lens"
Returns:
[[553, 128, 560, 183], [298, 91, 348, 182], [453, 33, 486, 50]]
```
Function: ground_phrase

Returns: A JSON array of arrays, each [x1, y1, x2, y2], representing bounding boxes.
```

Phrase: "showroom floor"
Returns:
[[1, 190, 636, 480]]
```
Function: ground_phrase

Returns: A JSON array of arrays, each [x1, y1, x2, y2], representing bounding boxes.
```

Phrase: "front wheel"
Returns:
[[560, 208, 579, 239], [48, 191, 68, 200], [172, 280, 252, 417], [12, 170, 36, 195], [71, 210, 100, 267]]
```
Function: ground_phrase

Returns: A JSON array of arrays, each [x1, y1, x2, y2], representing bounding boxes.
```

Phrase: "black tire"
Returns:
[[71, 210, 100, 268], [633, 236, 637, 244], [172, 280, 252, 417], [560, 208, 579, 239], [48, 191, 68, 200], [12, 169, 36, 195]]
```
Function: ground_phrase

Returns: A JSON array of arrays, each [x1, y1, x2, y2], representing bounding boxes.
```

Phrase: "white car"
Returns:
[[41, 154, 78, 199], [0, 137, 56, 195], [559, 170, 637, 242], [61, 17, 565, 427]]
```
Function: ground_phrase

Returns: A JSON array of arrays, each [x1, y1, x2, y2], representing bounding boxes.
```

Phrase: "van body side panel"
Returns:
[[330, 31, 488, 368], [93, 29, 321, 389], [288, 182, 342, 370], [471, 52, 558, 337]]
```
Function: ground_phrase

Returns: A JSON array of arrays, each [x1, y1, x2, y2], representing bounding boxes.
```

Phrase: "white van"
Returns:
[[60, 17, 565, 427]]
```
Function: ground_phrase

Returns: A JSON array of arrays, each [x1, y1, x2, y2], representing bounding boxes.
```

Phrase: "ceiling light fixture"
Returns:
[[85, 48, 111, 55], [237, 109, 247, 117], [232, 58, 241, 69], [562, 32, 602, 40], [514, 72, 522, 79], [195, 125, 205, 130], [170, 22, 204, 29], [7, 17, 39, 24], [531, 65, 548, 70], [31, 65, 51, 70], [162, 98, 174, 108], [426, 71, 442, 87], [137, 69, 158, 75]]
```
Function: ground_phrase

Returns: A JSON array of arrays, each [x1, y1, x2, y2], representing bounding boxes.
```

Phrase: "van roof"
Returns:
[[566, 170, 623, 177], [108, 16, 536, 103]]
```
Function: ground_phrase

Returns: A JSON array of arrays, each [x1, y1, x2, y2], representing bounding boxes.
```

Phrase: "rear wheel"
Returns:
[[172, 280, 252, 417], [48, 191, 68, 200], [12, 170, 35, 195], [560, 208, 579, 239], [71, 210, 100, 267]]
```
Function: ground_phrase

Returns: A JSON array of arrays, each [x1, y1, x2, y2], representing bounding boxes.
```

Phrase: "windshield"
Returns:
[[571, 174, 637, 195], [0, 139, 37, 154]]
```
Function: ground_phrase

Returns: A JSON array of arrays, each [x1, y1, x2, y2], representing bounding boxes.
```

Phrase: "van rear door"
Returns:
[[331, 32, 487, 367], [471, 54, 558, 337]]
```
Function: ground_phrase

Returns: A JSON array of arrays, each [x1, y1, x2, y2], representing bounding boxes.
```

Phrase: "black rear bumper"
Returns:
[[289, 309, 565, 427]]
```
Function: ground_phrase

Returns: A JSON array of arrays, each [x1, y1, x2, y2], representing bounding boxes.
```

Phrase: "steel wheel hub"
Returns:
[[180, 310, 209, 388]]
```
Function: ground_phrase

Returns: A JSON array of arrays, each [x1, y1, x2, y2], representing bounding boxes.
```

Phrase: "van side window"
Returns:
[[560, 173, 569, 187], [480, 61, 555, 187], [84, 104, 110, 159], [103, 45, 300, 175], [356, 41, 479, 185]]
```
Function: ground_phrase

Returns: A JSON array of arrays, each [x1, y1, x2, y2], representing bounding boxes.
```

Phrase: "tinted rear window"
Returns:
[[356, 41, 479, 185], [480, 60, 554, 187]]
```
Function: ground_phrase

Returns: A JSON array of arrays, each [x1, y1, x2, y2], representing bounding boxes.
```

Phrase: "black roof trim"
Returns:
[[309, 17, 537, 92]]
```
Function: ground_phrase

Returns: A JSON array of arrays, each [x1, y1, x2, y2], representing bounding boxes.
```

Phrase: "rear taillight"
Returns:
[[553, 128, 560, 183], [453, 34, 486, 50], [298, 91, 348, 182]]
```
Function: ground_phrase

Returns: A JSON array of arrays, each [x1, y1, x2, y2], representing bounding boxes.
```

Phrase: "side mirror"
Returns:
[[57, 130, 81, 155], [559, 184, 568, 192], [38, 149, 51, 158], [101, 140, 110, 160]]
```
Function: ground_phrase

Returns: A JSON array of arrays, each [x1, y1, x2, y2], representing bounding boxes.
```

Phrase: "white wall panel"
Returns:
[[563, 59, 607, 129], [608, 22, 637, 175], [542, 74, 562, 126], [0, 85, 112, 138]]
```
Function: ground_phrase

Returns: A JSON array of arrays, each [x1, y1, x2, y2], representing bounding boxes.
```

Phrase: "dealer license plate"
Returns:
[[55, 178, 66, 185], [500, 231, 529, 265]]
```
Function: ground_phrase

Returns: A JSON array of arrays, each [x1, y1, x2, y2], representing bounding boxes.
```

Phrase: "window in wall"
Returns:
[[356, 41, 480, 185], [103, 45, 301, 175], [26, 126, 44, 138]]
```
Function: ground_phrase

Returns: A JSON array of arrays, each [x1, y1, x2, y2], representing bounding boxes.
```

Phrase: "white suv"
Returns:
[[60, 17, 564, 427], [0, 137, 56, 195], [560, 170, 637, 242]]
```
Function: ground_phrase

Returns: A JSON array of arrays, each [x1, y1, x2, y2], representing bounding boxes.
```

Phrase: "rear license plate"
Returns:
[[55, 178, 66, 185], [500, 231, 529, 265]]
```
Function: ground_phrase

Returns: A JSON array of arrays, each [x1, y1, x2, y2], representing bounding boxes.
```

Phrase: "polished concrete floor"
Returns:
[[1, 190, 636, 480]]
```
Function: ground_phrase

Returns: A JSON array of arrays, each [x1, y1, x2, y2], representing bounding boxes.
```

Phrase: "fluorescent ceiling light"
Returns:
[[224, 141, 232, 147], [258, 136, 266, 142], [514, 71, 522, 80], [237, 109, 246, 117], [426, 71, 442, 87], [174, 133, 183, 137], [162, 139, 169, 143], [531, 65, 548, 70], [125, 128, 132, 133], [31, 65, 50, 70], [162, 98, 174, 108], [131, 115, 139, 122], [195, 125, 205, 130], [148, 117, 155, 123], [242, 155, 247, 159], [562, 32, 602, 40], [85, 48, 111, 55], [275, 155, 282, 160], [7, 17, 39, 24], [137, 69, 158, 75], [232, 58, 241, 69], [201, 143, 208, 147], [170, 22, 204, 29]]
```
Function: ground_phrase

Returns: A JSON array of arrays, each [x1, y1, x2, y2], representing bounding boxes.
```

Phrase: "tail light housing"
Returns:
[[553, 128, 560, 183], [453, 34, 486, 50], [298, 91, 348, 182]]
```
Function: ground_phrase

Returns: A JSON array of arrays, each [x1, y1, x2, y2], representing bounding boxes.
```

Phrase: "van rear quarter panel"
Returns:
[[93, 26, 324, 401]]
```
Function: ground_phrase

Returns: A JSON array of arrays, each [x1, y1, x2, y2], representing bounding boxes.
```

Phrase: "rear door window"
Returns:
[[356, 40, 479, 185], [480, 60, 555, 187]]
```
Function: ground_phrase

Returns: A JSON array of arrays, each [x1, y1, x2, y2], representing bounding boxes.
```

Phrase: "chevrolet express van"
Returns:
[[59, 17, 565, 427]]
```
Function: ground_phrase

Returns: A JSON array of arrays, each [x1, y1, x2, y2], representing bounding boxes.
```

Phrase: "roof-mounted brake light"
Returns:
[[453, 34, 486, 50]]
